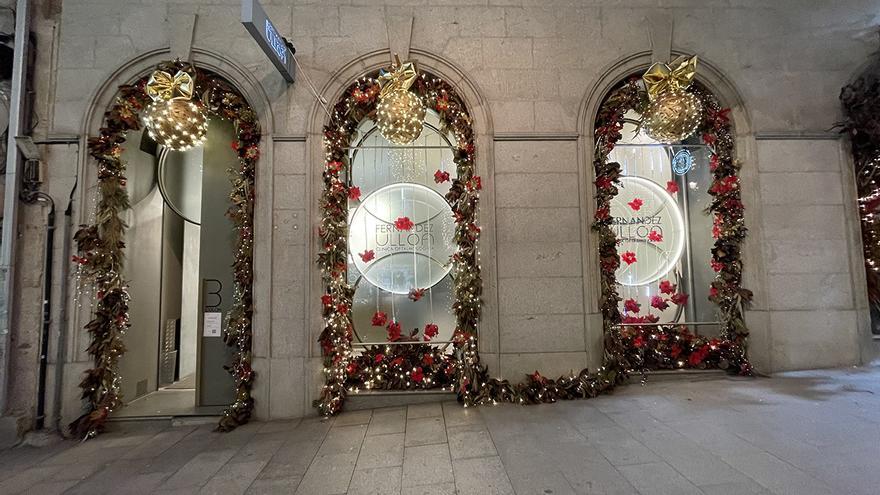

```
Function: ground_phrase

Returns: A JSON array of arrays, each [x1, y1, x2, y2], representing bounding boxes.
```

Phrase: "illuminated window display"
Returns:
[[610, 111, 717, 330], [346, 111, 458, 345]]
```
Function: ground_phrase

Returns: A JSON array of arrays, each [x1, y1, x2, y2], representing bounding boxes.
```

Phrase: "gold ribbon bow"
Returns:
[[642, 55, 698, 100], [146, 70, 195, 101], [377, 62, 419, 99]]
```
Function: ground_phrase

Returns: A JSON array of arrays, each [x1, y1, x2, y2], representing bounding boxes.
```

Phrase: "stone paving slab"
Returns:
[[1, 367, 879, 494]]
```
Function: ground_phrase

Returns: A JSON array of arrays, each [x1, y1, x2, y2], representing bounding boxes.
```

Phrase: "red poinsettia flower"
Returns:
[[321, 294, 333, 307], [391, 356, 404, 367], [348, 186, 361, 201], [702, 133, 716, 146], [530, 370, 546, 384], [408, 288, 426, 301], [627, 198, 644, 211], [375, 354, 384, 364], [422, 354, 434, 366], [711, 260, 724, 272], [689, 345, 710, 366], [231, 140, 241, 151], [352, 87, 374, 104], [465, 176, 482, 191], [424, 323, 439, 341], [371, 311, 388, 327], [595, 176, 613, 190], [244, 146, 260, 160], [595, 208, 610, 221], [645, 313, 660, 323], [670, 345, 682, 358], [633, 335, 646, 348], [453, 329, 472, 344], [623, 298, 641, 314], [359, 250, 375, 263], [648, 230, 663, 243], [671, 292, 689, 306], [387, 321, 402, 341], [394, 217, 414, 231], [709, 154, 720, 172], [621, 251, 637, 265], [709, 286, 719, 298], [411, 367, 424, 383], [346, 361, 358, 375], [435, 94, 449, 111], [666, 180, 679, 194], [710, 107, 731, 125], [659, 280, 676, 295], [327, 161, 343, 173], [336, 303, 349, 314], [434, 170, 450, 183], [650, 295, 669, 311], [710, 175, 739, 195]]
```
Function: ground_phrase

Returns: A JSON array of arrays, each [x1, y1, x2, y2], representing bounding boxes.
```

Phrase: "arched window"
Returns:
[[609, 110, 716, 327], [316, 68, 483, 415], [593, 74, 751, 374], [346, 110, 458, 346]]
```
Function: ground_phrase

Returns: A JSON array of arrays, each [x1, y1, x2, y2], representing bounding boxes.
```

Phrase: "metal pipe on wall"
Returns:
[[20, 191, 54, 430], [0, 0, 32, 415]]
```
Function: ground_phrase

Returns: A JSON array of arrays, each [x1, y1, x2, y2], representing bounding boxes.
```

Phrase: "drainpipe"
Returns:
[[52, 176, 75, 431], [20, 190, 54, 430], [0, 0, 32, 415]]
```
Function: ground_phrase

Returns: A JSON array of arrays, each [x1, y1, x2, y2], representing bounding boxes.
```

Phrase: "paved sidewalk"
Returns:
[[1, 367, 879, 494]]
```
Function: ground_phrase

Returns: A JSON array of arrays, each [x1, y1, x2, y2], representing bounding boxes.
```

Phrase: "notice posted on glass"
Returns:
[[204, 312, 222, 337]]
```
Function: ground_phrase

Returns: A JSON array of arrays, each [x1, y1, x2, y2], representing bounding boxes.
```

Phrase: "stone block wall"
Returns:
[[2, 0, 878, 429]]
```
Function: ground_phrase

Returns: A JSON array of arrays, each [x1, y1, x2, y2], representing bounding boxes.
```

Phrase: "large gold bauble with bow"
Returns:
[[375, 62, 426, 145], [641, 56, 703, 144], [142, 69, 208, 151]]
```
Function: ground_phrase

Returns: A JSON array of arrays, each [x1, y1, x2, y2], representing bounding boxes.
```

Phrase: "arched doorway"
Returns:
[[70, 61, 260, 437]]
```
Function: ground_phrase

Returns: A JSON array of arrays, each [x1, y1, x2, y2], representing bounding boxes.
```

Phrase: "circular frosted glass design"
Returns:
[[612, 176, 686, 287], [349, 183, 455, 294]]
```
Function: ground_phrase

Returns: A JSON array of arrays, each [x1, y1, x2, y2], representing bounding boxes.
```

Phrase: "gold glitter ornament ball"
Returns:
[[642, 88, 703, 143], [143, 99, 209, 151], [376, 90, 426, 145]]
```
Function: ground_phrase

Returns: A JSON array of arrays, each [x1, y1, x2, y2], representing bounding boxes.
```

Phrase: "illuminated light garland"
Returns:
[[642, 56, 703, 144], [643, 87, 703, 144], [142, 99, 208, 151], [70, 61, 260, 438], [840, 71, 880, 302], [376, 90, 426, 145]]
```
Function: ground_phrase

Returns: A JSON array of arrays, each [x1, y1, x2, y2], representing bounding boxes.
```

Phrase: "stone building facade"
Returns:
[[2, 0, 879, 439]]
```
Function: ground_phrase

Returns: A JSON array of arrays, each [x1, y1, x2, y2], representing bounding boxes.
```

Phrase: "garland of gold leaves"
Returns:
[[70, 61, 260, 438], [840, 60, 880, 308], [316, 69, 485, 415]]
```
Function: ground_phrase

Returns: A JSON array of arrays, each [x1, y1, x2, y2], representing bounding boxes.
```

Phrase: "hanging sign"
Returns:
[[241, 0, 296, 83]]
